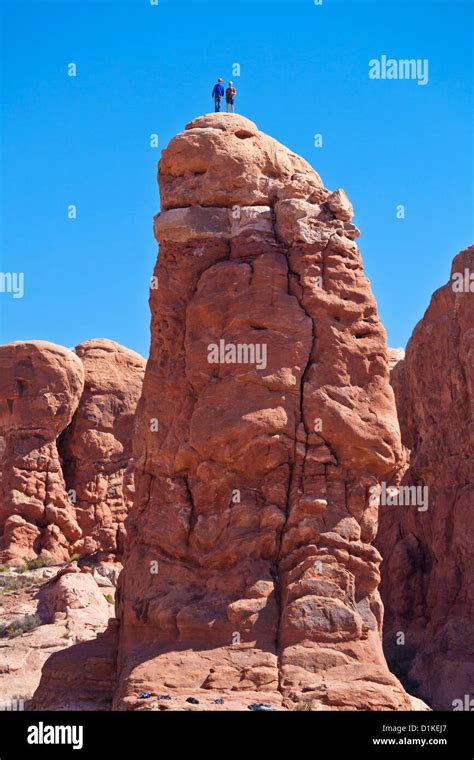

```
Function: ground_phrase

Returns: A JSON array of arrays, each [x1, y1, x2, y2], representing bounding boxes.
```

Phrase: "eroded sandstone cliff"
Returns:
[[0, 339, 145, 563], [59, 339, 146, 561], [108, 114, 411, 711], [378, 246, 474, 710], [0, 341, 85, 563], [32, 113, 418, 712]]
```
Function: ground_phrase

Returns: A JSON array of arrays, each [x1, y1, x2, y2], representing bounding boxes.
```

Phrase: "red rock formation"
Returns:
[[108, 113, 411, 711], [0, 341, 85, 564], [0, 339, 145, 564], [378, 246, 474, 710], [31, 114, 416, 712], [59, 339, 146, 561]]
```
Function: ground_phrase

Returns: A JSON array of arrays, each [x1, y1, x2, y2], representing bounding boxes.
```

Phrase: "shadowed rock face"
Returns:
[[378, 246, 474, 711], [0, 339, 145, 564], [106, 113, 410, 711]]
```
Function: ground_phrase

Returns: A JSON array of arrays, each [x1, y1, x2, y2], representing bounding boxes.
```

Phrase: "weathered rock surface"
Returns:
[[38, 565, 111, 629], [0, 564, 113, 709], [33, 113, 413, 711], [378, 246, 474, 710], [0, 339, 145, 563], [59, 340, 146, 561], [114, 114, 410, 711], [29, 622, 118, 711], [0, 342, 85, 564]]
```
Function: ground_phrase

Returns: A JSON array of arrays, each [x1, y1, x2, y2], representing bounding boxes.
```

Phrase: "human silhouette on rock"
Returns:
[[226, 81, 236, 112], [211, 77, 224, 112]]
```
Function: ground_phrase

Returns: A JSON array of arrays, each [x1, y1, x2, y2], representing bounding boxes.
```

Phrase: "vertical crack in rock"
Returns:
[[183, 475, 197, 547], [270, 203, 315, 697]]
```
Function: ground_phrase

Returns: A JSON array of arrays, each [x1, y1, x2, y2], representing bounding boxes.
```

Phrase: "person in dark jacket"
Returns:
[[211, 78, 224, 112]]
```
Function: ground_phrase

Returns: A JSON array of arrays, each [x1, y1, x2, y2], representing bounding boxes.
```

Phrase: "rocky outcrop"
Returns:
[[32, 113, 416, 712], [0, 339, 145, 564], [38, 565, 111, 629], [0, 342, 85, 564], [378, 246, 474, 710], [29, 622, 118, 711], [0, 564, 113, 710], [59, 340, 146, 561], [27, 565, 117, 711], [103, 113, 410, 711]]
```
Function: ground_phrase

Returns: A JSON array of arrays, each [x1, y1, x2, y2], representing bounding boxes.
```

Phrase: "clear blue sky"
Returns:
[[1, 0, 472, 358]]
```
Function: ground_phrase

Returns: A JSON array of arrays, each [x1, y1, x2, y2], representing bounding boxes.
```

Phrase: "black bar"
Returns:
[[0, 710, 472, 758]]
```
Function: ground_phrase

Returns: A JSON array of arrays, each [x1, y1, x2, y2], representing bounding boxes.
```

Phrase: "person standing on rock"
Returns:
[[211, 78, 224, 112], [226, 81, 237, 113]]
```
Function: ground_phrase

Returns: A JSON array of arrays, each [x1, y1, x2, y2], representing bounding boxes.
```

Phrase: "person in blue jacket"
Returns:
[[211, 78, 224, 112]]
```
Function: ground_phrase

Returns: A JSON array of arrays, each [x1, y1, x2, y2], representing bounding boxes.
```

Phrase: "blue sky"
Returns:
[[1, 0, 472, 358]]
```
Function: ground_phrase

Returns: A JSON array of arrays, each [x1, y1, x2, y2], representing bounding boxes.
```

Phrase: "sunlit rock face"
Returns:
[[32, 114, 414, 712], [0, 339, 145, 564], [59, 339, 146, 561], [0, 341, 85, 564], [113, 114, 410, 711]]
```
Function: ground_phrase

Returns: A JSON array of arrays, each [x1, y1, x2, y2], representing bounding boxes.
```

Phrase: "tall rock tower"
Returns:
[[113, 114, 410, 710], [32, 114, 414, 711]]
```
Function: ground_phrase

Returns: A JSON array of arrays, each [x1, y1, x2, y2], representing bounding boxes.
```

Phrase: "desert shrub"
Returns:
[[25, 555, 53, 570], [294, 699, 318, 711], [0, 575, 34, 591], [0, 614, 42, 639], [103, 594, 114, 605]]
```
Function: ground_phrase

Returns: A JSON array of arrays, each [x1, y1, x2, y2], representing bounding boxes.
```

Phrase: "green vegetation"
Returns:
[[14, 554, 54, 573], [24, 555, 53, 571], [0, 614, 42, 639], [0, 574, 34, 591]]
